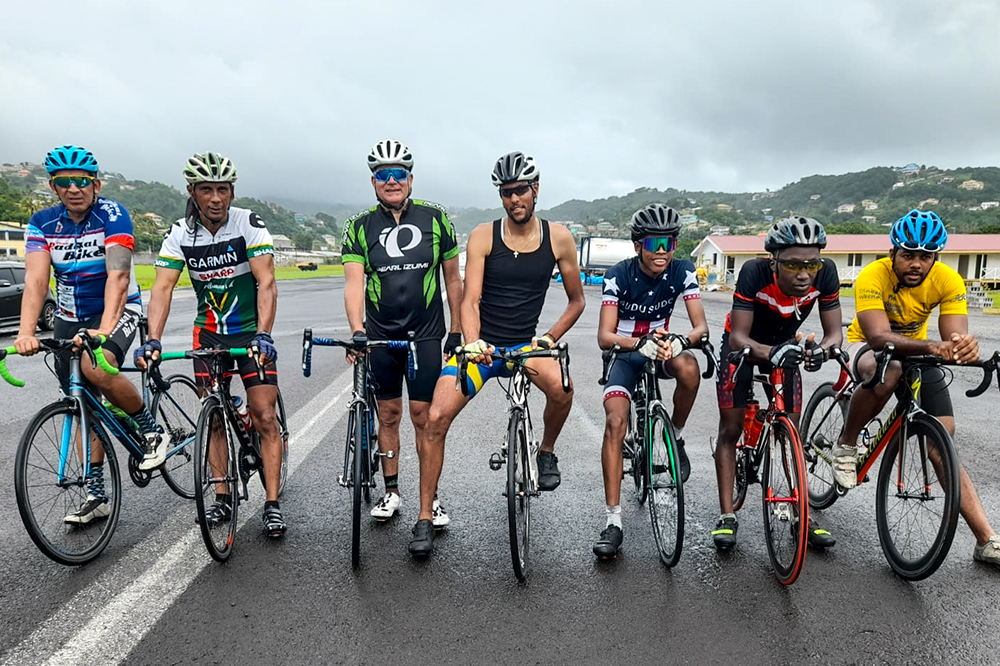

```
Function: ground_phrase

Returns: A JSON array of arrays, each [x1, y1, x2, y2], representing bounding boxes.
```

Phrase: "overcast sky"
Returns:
[[2, 1, 998, 210]]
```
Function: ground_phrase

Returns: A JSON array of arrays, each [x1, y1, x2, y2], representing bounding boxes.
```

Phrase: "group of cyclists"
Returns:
[[12, 141, 1000, 569]]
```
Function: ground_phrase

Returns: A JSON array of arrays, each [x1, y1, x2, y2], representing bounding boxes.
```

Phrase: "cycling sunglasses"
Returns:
[[897, 240, 944, 253], [640, 236, 677, 253], [51, 175, 96, 189], [776, 259, 824, 274], [373, 168, 410, 183], [499, 183, 532, 199]]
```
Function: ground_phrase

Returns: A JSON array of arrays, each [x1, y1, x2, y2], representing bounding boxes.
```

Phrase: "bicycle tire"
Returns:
[[634, 414, 649, 505], [276, 388, 290, 497], [15, 401, 122, 566], [507, 410, 530, 581], [647, 405, 684, 567], [761, 416, 809, 585], [154, 373, 202, 500], [363, 398, 376, 505], [350, 401, 365, 569], [193, 396, 239, 562], [875, 413, 961, 581], [732, 435, 750, 512], [800, 382, 845, 510]]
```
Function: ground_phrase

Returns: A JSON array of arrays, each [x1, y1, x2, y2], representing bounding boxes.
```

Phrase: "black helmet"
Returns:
[[630, 204, 681, 241], [764, 216, 827, 253]]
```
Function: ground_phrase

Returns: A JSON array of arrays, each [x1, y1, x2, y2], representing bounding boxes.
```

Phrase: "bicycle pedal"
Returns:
[[378, 451, 395, 459], [337, 474, 348, 487], [489, 452, 504, 471]]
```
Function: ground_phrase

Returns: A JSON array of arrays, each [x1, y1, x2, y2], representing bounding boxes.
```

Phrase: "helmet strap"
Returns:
[[378, 196, 410, 213]]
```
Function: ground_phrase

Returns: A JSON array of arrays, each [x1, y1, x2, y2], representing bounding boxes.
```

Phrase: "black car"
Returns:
[[0, 261, 57, 332]]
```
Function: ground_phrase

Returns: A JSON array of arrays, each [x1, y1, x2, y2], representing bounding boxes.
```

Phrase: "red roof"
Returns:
[[703, 234, 1000, 254]]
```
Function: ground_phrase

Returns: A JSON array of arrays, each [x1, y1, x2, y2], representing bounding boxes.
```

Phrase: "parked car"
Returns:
[[0, 262, 57, 331], [296, 261, 318, 271]]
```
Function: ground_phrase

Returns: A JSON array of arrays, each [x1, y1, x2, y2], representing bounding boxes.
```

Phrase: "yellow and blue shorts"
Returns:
[[440, 343, 532, 398]]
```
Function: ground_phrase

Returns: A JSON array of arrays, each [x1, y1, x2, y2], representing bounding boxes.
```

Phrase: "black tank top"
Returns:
[[479, 218, 557, 347]]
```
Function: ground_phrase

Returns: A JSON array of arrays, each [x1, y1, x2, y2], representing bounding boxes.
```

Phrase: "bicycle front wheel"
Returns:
[[154, 373, 202, 500], [507, 410, 530, 581], [15, 401, 122, 566], [761, 416, 808, 585], [801, 382, 845, 510], [875, 413, 961, 581], [647, 406, 684, 567], [194, 396, 239, 562], [350, 402, 365, 569], [732, 435, 750, 512]]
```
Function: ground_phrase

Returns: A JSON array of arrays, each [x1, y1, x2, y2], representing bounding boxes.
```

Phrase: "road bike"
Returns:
[[3, 332, 200, 565], [159, 345, 289, 562], [800, 343, 986, 580], [453, 341, 571, 582], [301, 329, 416, 568], [598, 333, 716, 566]]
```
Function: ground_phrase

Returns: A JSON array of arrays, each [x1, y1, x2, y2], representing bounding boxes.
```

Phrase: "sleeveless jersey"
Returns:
[[601, 256, 700, 336]]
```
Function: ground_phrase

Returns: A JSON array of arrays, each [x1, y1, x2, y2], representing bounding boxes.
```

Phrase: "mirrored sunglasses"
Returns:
[[499, 183, 532, 199], [777, 259, 824, 274], [52, 175, 96, 189], [373, 168, 410, 183], [640, 236, 677, 253]]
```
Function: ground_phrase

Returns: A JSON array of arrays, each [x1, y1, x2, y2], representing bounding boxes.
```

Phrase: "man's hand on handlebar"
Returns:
[[463, 339, 494, 365], [14, 334, 40, 357], [947, 332, 980, 365], [134, 339, 162, 370], [346, 330, 367, 365], [802, 332, 827, 372], [634, 328, 673, 362], [531, 332, 555, 350]]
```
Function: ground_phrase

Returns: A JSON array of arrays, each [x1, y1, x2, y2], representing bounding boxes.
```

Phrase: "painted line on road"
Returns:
[[0, 369, 354, 666]]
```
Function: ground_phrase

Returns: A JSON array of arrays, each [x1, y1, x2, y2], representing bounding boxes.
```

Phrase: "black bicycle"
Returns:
[[159, 345, 289, 562], [453, 341, 571, 581], [302, 329, 416, 569], [3, 332, 201, 565], [599, 333, 716, 566]]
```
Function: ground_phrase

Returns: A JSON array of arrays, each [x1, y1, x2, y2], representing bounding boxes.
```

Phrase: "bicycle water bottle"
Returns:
[[233, 396, 253, 432], [743, 399, 763, 447]]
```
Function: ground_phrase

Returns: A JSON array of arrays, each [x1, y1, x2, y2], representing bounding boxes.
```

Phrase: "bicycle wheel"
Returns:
[[153, 373, 202, 500], [15, 401, 122, 566], [633, 415, 649, 504], [507, 410, 530, 581], [350, 401, 365, 569], [875, 413, 961, 581], [193, 396, 239, 562], [647, 406, 684, 567], [761, 416, 808, 585], [800, 382, 845, 510], [732, 436, 750, 512], [276, 388, 290, 497], [363, 398, 376, 505]]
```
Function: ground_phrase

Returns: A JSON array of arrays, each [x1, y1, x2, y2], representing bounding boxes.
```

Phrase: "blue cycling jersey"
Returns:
[[601, 256, 700, 337]]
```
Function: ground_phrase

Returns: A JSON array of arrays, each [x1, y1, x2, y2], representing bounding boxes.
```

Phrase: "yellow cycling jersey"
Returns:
[[846, 257, 967, 343]]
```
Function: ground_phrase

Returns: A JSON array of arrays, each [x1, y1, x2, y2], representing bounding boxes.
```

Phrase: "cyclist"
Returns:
[[341, 140, 463, 524], [593, 203, 708, 559], [832, 209, 1000, 566], [17, 145, 161, 525], [408, 151, 585, 556], [713, 216, 842, 551], [136, 152, 287, 537]]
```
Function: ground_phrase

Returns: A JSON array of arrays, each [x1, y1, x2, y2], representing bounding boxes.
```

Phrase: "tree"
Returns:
[[315, 211, 339, 236], [292, 230, 315, 251]]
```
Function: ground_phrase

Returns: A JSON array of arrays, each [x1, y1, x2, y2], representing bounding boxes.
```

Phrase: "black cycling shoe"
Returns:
[[712, 515, 738, 551], [262, 504, 287, 538], [537, 451, 561, 491], [676, 437, 690, 483], [408, 519, 435, 557], [801, 518, 836, 550], [196, 496, 233, 527], [593, 525, 624, 560]]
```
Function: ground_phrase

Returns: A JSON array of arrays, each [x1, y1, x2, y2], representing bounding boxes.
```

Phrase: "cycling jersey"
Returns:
[[724, 258, 840, 346], [601, 256, 700, 337], [846, 258, 966, 343], [25, 198, 142, 321], [342, 200, 459, 341], [155, 207, 274, 335]]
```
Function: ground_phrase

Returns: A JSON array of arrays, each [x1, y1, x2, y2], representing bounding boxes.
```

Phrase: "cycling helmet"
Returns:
[[491, 152, 539, 186], [367, 140, 413, 171], [183, 152, 238, 184], [764, 216, 827, 253], [890, 209, 947, 252], [45, 145, 98, 175], [630, 204, 681, 241]]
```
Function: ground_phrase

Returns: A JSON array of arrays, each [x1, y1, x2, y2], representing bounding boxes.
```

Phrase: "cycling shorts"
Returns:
[[192, 327, 278, 390], [54, 310, 140, 390], [845, 341, 953, 418], [716, 332, 802, 412], [602, 349, 693, 402], [440, 342, 533, 398], [368, 339, 442, 403]]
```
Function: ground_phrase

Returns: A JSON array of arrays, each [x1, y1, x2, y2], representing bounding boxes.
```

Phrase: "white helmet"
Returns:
[[491, 151, 539, 186], [183, 152, 237, 184], [367, 140, 413, 171]]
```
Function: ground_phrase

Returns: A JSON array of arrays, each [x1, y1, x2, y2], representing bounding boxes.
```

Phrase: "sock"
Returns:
[[721, 512, 736, 521], [216, 492, 232, 506], [264, 500, 280, 511], [87, 462, 106, 501], [605, 505, 622, 529], [385, 474, 399, 493], [674, 426, 684, 441], [129, 406, 163, 435]]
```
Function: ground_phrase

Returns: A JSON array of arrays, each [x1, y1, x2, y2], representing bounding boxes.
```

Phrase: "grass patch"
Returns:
[[132, 263, 344, 291]]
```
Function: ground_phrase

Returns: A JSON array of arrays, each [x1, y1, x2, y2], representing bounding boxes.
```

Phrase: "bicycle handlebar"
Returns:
[[599, 333, 717, 386], [302, 329, 417, 381], [0, 332, 118, 387], [454, 341, 571, 397]]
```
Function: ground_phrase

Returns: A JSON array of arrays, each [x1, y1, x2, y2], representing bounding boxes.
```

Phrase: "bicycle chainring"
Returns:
[[127, 456, 153, 488]]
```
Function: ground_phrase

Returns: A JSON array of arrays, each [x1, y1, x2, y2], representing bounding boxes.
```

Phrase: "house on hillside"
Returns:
[[960, 179, 985, 191], [837, 203, 856, 214], [271, 234, 294, 251], [716, 203, 733, 211], [919, 199, 939, 209], [982, 202, 999, 210], [900, 163, 921, 176], [691, 233, 1000, 287]]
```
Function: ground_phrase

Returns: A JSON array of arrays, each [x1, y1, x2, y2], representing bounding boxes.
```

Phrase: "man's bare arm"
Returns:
[[545, 225, 585, 341], [249, 254, 277, 334], [97, 245, 132, 334]]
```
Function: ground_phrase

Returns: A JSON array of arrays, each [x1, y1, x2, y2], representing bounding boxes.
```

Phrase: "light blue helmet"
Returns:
[[45, 145, 99, 175], [891, 209, 947, 252]]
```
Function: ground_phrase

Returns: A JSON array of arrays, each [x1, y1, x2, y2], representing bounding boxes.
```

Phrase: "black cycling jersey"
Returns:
[[341, 200, 459, 341]]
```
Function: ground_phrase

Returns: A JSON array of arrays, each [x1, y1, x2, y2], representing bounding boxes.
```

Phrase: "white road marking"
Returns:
[[1, 369, 354, 666]]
